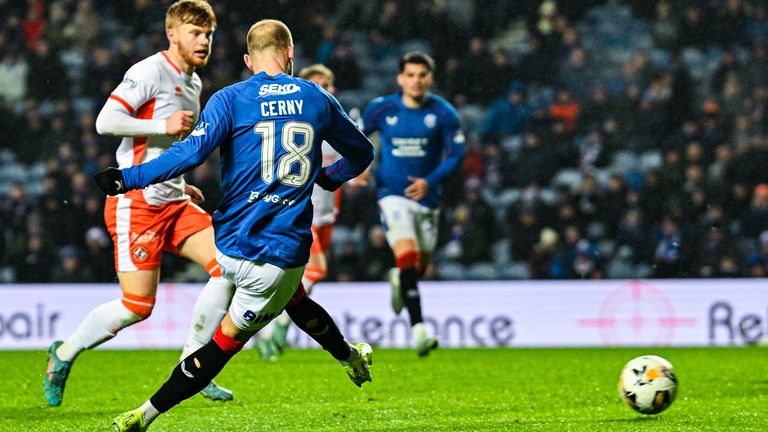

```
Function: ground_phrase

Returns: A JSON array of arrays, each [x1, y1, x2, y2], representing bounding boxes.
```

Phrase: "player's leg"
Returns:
[[379, 196, 420, 316], [410, 206, 440, 357], [302, 224, 332, 294], [284, 284, 373, 387], [266, 224, 333, 356], [379, 196, 438, 356], [113, 253, 361, 430], [171, 205, 236, 401], [44, 269, 160, 407], [390, 237, 439, 356], [44, 196, 165, 406]]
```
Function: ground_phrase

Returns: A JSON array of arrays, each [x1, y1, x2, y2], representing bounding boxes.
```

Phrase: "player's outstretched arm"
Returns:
[[317, 93, 375, 191], [95, 91, 234, 193]]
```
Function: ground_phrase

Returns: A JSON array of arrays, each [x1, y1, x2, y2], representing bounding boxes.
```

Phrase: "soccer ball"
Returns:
[[618, 355, 678, 414]]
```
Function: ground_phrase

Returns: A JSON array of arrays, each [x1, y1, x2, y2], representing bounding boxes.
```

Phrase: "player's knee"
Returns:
[[121, 293, 156, 320], [396, 251, 421, 271]]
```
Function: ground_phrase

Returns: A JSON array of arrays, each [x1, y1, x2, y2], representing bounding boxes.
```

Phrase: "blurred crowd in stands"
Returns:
[[0, 0, 766, 283]]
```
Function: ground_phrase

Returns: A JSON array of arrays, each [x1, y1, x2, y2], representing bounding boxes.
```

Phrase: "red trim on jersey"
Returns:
[[109, 94, 135, 114], [161, 51, 181, 74], [132, 98, 156, 165]]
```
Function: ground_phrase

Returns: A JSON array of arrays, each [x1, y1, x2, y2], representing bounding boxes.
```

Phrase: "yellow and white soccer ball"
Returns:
[[618, 355, 678, 414]]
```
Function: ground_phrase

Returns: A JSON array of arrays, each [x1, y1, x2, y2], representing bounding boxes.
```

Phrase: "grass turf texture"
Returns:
[[1, 347, 765, 431]]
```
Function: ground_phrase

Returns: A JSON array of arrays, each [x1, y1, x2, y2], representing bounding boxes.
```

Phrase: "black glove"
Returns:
[[93, 167, 126, 196], [315, 169, 342, 191]]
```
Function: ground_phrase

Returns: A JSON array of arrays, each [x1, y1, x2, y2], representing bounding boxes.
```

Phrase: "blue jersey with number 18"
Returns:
[[121, 72, 374, 268]]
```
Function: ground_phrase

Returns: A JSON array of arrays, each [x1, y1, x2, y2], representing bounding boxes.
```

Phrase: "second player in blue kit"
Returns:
[[363, 52, 465, 356]]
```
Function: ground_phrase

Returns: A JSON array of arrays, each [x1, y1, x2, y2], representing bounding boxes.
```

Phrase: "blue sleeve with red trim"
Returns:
[[320, 90, 374, 185], [122, 90, 233, 189]]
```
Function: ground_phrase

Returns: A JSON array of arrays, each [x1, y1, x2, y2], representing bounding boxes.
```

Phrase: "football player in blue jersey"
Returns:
[[97, 20, 375, 431], [362, 52, 465, 357]]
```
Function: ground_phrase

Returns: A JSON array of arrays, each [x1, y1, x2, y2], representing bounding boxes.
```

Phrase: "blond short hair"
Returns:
[[166, 0, 216, 29], [298, 64, 334, 84], [246, 19, 293, 55]]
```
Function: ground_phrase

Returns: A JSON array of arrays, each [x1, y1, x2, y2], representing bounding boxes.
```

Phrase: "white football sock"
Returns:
[[339, 343, 359, 364], [412, 322, 428, 342], [180, 276, 234, 359], [56, 299, 142, 362], [140, 400, 161, 425]]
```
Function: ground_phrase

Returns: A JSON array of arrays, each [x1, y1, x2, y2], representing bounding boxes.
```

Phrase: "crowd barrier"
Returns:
[[1, 280, 765, 349]]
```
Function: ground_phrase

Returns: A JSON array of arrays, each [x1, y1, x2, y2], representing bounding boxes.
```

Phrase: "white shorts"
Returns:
[[215, 249, 304, 332], [378, 195, 439, 254]]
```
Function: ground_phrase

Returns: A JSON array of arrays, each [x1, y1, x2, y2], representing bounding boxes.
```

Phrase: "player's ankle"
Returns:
[[140, 400, 161, 425]]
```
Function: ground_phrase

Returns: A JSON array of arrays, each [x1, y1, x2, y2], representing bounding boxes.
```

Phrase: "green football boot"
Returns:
[[200, 381, 233, 401], [257, 338, 278, 362], [271, 321, 290, 355], [43, 340, 72, 406], [112, 408, 147, 432], [340, 342, 373, 387]]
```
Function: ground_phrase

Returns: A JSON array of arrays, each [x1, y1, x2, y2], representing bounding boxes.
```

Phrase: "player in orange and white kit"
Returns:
[[43, 1, 235, 406], [254, 64, 368, 360]]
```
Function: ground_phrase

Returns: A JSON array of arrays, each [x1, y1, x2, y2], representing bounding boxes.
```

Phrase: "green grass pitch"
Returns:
[[1, 347, 765, 431]]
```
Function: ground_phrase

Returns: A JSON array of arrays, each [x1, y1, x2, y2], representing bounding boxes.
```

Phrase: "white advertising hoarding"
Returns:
[[0, 280, 765, 349]]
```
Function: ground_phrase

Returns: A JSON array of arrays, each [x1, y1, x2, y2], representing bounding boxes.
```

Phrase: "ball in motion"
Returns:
[[618, 355, 677, 414]]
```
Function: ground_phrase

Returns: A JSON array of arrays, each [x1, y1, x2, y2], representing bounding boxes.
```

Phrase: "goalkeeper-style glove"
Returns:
[[93, 167, 126, 196], [315, 169, 343, 191]]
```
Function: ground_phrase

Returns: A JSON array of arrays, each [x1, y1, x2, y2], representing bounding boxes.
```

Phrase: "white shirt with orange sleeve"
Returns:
[[95, 51, 202, 205], [311, 141, 342, 227]]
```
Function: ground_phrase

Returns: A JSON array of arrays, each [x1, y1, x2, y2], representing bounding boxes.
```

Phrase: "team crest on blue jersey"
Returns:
[[385, 115, 398, 126], [424, 113, 437, 129]]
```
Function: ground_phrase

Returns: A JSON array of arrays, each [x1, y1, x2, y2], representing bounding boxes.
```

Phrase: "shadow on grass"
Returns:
[[0, 406, 115, 421], [598, 416, 662, 423]]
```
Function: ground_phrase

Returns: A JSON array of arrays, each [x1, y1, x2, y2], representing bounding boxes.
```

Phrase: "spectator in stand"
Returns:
[[326, 40, 361, 91], [51, 245, 94, 283], [744, 184, 768, 237], [549, 87, 580, 133], [13, 235, 54, 283], [82, 227, 115, 282], [746, 231, 768, 277], [481, 81, 533, 141], [529, 228, 559, 279], [653, 216, 689, 278], [508, 205, 541, 262], [0, 49, 28, 105]]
